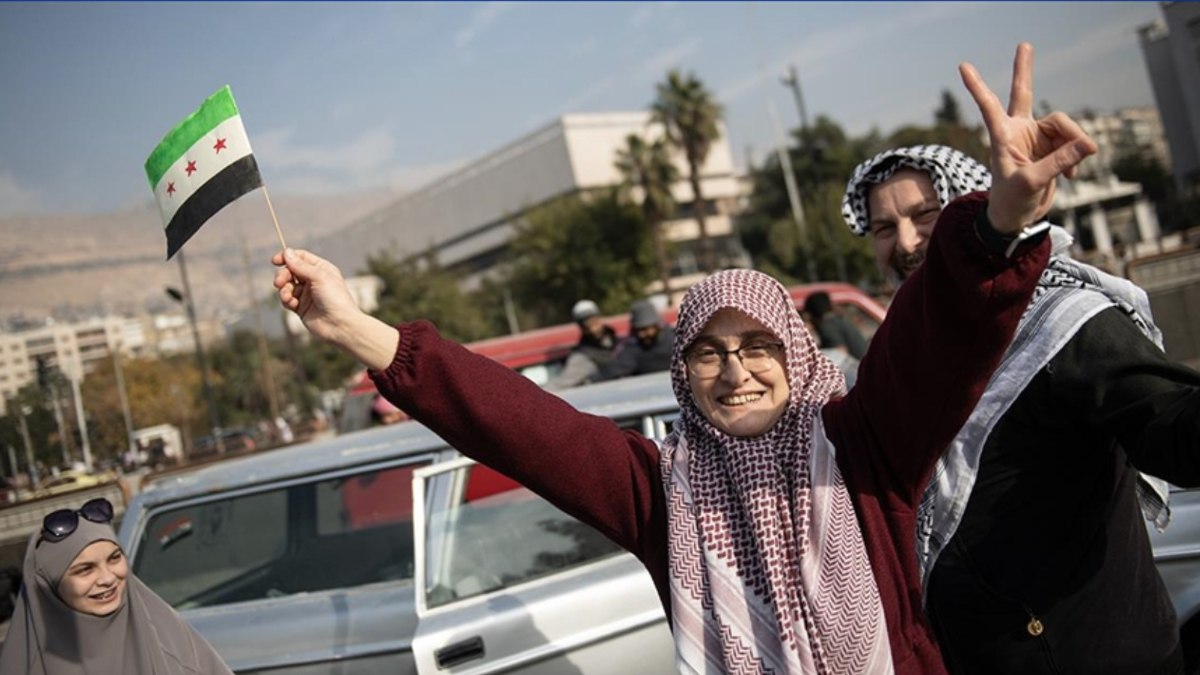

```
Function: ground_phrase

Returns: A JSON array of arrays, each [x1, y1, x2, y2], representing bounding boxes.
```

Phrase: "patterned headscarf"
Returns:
[[659, 269, 891, 674], [841, 144, 990, 237]]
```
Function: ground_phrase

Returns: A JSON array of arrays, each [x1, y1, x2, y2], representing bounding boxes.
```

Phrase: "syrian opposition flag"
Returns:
[[145, 86, 263, 259]]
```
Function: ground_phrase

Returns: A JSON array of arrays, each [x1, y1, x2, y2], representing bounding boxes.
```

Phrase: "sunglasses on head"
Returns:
[[41, 498, 114, 543]]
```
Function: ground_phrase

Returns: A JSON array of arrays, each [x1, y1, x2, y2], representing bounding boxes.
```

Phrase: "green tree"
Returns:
[[934, 89, 963, 126], [505, 190, 656, 327], [615, 133, 678, 301], [80, 354, 203, 459], [366, 251, 492, 343], [652, 70, 723, 273], [205, 331, 290, 430], [1, 385, 60, 472], [741, 115, 879, 285], [885, 91, 987, 161]]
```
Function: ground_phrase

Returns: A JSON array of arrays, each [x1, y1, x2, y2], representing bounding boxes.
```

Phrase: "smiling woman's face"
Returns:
[[686, 308, 790, 438], [57, 540, 128, 616]]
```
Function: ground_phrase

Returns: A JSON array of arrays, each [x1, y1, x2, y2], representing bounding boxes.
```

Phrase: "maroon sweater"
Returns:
[[372, 193, 1049, 674]]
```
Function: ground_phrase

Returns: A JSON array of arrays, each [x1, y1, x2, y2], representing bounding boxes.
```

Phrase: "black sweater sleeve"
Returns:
[[1053, 306, 1200, 485]]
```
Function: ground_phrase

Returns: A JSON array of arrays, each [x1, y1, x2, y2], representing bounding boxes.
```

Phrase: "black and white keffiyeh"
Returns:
[[841, 144, 991, 237], [841, 145, 1171, 598]]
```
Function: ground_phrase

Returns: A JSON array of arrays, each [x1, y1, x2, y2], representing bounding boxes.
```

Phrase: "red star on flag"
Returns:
[[185, 160, 197, 176], [213, 138, 227, 154], [167, 182, 176, 196]]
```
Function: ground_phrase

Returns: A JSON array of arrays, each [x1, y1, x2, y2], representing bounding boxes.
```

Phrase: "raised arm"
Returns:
[[825, 43, 1097, 499]]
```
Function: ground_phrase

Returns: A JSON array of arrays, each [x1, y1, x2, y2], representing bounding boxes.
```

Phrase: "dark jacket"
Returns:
[[815, 314, 869, 359], [598, 326, 676, 380], [927, 306, 1200, 675], [575, 325, 618, 368]]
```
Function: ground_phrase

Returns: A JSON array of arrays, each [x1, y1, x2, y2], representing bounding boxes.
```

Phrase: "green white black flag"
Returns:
[[145, 86, 263, 259]]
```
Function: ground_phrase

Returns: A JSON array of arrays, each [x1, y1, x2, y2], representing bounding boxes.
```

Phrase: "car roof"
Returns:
[[133, 371, 677, 509]]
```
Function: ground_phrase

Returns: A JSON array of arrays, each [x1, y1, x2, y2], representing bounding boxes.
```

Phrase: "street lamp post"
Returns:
[[112, 345, 136, 462], [169, 250, 225, 455], [18, 404, 39, 489]]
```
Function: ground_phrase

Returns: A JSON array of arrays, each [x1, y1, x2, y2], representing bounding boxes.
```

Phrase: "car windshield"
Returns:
[[133, 461, 425, 609]]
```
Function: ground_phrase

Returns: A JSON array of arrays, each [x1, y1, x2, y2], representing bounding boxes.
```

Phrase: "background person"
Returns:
[[597, 299, 674, 381], [842, 140, 1200, 673], [0, 498, 232, 674], [546, 299, 619, 390], [803, 290, 868, 359]]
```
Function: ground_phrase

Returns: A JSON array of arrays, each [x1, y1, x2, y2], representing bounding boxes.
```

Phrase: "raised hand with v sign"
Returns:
[[959, 42, 1098, 235]]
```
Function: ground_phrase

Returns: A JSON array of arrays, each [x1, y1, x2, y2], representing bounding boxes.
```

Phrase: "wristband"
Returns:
[[975, 206, 1051, 258]]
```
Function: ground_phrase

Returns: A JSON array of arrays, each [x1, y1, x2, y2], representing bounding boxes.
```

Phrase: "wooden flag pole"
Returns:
[[262, 186, 288, 250]]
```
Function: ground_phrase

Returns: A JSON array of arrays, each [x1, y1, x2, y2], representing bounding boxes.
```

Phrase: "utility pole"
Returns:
[[279, 310, 312, 421], [239, 233, 281, 423], [768, 104, 818, 283], [780, 63, 848, 282], [112, 345, 136, 462], [69, 373, 93, 469], [172, 250, 225, 455], [780, 65, 810, 136], [502, 287, 520, 336], [18, 405, 38, 489]]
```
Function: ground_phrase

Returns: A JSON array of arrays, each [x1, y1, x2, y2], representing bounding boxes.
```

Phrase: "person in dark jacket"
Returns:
[[842, 141, 1200, 674], [597, 299, 675, 381], [546, 299, 619, 390], [803, 291, 868, 359]]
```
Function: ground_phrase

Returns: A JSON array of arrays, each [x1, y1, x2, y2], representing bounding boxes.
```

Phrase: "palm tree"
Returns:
[[615, 133, 678, 302], [651, 70, 723, 273]]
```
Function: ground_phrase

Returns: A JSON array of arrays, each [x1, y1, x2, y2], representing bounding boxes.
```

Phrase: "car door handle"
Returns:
[[435, 636, 485, 669]]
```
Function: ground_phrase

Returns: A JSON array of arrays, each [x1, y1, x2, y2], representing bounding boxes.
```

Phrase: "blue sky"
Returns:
[[0, 1, 1165, 217]]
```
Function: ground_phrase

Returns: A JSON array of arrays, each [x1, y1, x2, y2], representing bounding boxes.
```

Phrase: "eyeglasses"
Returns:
[[685, 341, 784, 379], [41, 498, 114, 543]]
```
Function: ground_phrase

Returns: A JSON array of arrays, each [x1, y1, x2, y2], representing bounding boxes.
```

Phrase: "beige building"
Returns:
[[1139, 3, 1200, 192], [1052, 175, 1162, 274], [1076, 106, 1172, 181], [314, 112, 749, 300], [0, 316, 145, 415]]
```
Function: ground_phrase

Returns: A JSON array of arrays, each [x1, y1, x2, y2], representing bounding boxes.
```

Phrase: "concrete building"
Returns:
[[1138, 2, 1200, 192], [0, 317, 145, 415], [144, 313, 228, 357], [1076, 106, 1172, 181], [1052, 175, 1162, 274], [315, 112, 748, 300]]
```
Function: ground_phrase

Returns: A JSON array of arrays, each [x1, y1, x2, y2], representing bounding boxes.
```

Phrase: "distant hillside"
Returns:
[[0, 189, 398, 323]]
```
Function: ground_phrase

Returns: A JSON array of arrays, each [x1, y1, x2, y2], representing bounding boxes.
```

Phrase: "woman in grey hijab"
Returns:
[[0, 497, 232, 674]]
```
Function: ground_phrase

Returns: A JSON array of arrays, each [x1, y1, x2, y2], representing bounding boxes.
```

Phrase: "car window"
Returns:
[[423, 463, 622, 609], [133, 461, 425, 609]]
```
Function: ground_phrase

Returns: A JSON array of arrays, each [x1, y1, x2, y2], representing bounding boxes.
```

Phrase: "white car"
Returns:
[[119, 372, 679, 675]]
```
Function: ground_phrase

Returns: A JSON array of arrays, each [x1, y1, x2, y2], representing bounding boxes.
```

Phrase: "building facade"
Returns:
[[1138, 2, 1200, 192], [314, 112, 748, 299], [0, 317, 145, 415], [1076, 106, 1172, 182]]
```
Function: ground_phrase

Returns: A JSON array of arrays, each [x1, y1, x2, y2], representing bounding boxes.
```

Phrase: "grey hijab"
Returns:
[[0, 517, 231, 675]]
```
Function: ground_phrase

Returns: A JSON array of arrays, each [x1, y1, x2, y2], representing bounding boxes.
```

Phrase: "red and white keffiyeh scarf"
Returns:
[[660, 269, 892, 674]]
